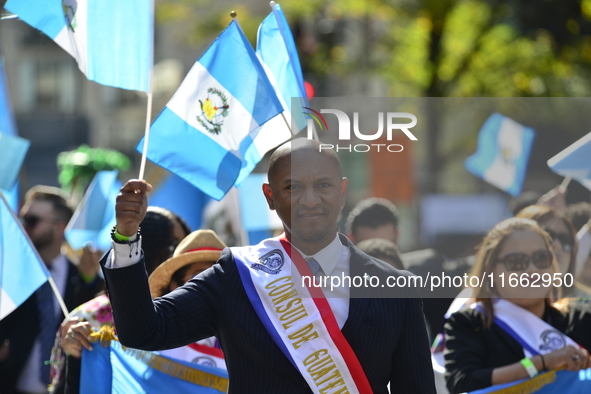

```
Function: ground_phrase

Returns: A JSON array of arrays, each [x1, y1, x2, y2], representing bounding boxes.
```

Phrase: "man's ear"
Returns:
[[262, 183, 275, 210]]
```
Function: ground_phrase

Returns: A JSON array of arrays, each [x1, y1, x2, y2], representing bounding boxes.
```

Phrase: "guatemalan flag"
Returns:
[[465, 113, 535, 197], [547, 131, 591, 191], [5, 0, 152, 91], [137, 20, 283, 200], [230, 2, 308, 185], [0, 193, 49, 320]]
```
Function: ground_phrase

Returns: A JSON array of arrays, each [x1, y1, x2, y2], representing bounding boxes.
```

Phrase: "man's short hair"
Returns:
[[345, 197, 399, 236], [356, 238, 403, 270], [565, 202, 591, 231], [24, 185, 73, 223], [268, 138, 342, 185]]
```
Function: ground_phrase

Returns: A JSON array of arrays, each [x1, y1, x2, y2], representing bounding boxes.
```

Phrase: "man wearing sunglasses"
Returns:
[[0, 186, 104, 394]]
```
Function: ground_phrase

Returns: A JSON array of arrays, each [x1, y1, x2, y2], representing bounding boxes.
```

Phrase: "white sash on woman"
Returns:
[[472, 298, 580, 357]]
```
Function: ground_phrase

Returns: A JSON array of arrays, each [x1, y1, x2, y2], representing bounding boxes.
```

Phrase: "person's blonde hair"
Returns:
[[471, 217, 559, 327]]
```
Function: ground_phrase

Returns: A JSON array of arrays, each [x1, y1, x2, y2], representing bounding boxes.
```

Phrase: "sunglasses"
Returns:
[[544, 229, 573, 253], [496, 250, 554, 271], [21, 215, 60, 228]]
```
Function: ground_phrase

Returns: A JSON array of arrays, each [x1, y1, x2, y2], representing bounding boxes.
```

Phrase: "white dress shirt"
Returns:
[[17, 254, 68, 394], [107, 233, 351, 328]]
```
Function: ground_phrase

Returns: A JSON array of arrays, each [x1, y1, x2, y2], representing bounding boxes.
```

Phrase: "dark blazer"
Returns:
[[443, 304, 591, 394], [0, 258, 104, 394], [102, 234, 435, 393]]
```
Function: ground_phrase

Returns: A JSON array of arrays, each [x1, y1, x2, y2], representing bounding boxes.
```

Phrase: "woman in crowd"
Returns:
[[148, 229, 227, 370], [49, 207, 190, 394], [444, 218, 591, 394]]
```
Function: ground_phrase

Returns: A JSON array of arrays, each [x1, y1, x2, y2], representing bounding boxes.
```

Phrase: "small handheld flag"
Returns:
[[465, 113, 535, 197], [0, 193, 49, 320], [137, 19, 283, 200], [547, 131, 591, 191], [5, 0, 153, 91], [65, 170, 121, 251]]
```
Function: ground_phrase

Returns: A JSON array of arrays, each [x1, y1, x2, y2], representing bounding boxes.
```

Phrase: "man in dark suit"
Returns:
[[102, 139, 435, 393], [0, 186, 104, 394]]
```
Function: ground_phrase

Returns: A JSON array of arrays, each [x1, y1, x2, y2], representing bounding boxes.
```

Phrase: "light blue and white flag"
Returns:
[[65, 170, 120, 251], [0, 58, 21, 211], [0, 193, 49, 320], [5, 0, 153, 91], [80, 339, 228, 394], [0, 133, 30, 191], [469, 368, 591, 393], [137, 20, 283, 200], [230, 2, 308, 185], [465, 113, 535, 197], [547, 131, 591, 191]]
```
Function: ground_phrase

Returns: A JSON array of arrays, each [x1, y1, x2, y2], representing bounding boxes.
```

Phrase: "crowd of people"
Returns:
[[1, 137, 590, 393]]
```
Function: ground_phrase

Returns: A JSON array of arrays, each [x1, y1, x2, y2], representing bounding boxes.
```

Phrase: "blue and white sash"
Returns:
[[231, 236, 373, 394], [472, 299, 580, 357]]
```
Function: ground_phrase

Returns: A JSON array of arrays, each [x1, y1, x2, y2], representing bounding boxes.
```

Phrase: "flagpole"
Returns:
[[138, 91, 153, 180], [138, 0, 155, 181], [559, 176, 571, 193], [0, 191, 69, 317]]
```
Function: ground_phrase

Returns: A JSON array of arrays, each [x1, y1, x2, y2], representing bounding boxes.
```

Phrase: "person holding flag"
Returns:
[[443, 218, 591, 394], [101, 138, 435, 393]]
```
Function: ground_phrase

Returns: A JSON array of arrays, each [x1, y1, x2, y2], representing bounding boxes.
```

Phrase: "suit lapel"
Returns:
[[340, 234, 371, 336]]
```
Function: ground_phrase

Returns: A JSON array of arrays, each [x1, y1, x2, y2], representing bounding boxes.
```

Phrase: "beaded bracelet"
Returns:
[[110, 226, 141, 258]]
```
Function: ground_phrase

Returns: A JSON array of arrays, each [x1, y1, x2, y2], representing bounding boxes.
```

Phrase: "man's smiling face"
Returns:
[[264, 148, 347, 254]]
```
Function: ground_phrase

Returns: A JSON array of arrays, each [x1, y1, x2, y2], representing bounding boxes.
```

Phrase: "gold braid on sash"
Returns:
[[489, 369, 560, 394], [88, 325, 229, 392]]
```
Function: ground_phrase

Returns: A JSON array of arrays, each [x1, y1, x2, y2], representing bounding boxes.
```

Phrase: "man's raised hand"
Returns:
[[115, 180, 152, 237]]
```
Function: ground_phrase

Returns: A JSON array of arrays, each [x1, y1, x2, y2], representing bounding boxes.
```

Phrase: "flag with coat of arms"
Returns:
[[137, 20, 284, 200]]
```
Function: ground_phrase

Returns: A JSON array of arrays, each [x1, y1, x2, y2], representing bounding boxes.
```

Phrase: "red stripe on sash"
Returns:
[[279, 236, 374, 394], [188, 342, 225, 359]]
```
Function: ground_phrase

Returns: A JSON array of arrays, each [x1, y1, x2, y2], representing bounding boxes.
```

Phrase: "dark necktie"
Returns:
[[305, 257, 325, 277], [36, 277, 56, 385]]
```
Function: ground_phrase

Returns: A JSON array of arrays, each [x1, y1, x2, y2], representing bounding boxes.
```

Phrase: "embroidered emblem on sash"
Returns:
[[251, 249, 284, 274], [539, 329, 566, 352], [192, 356, 216, 368]]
